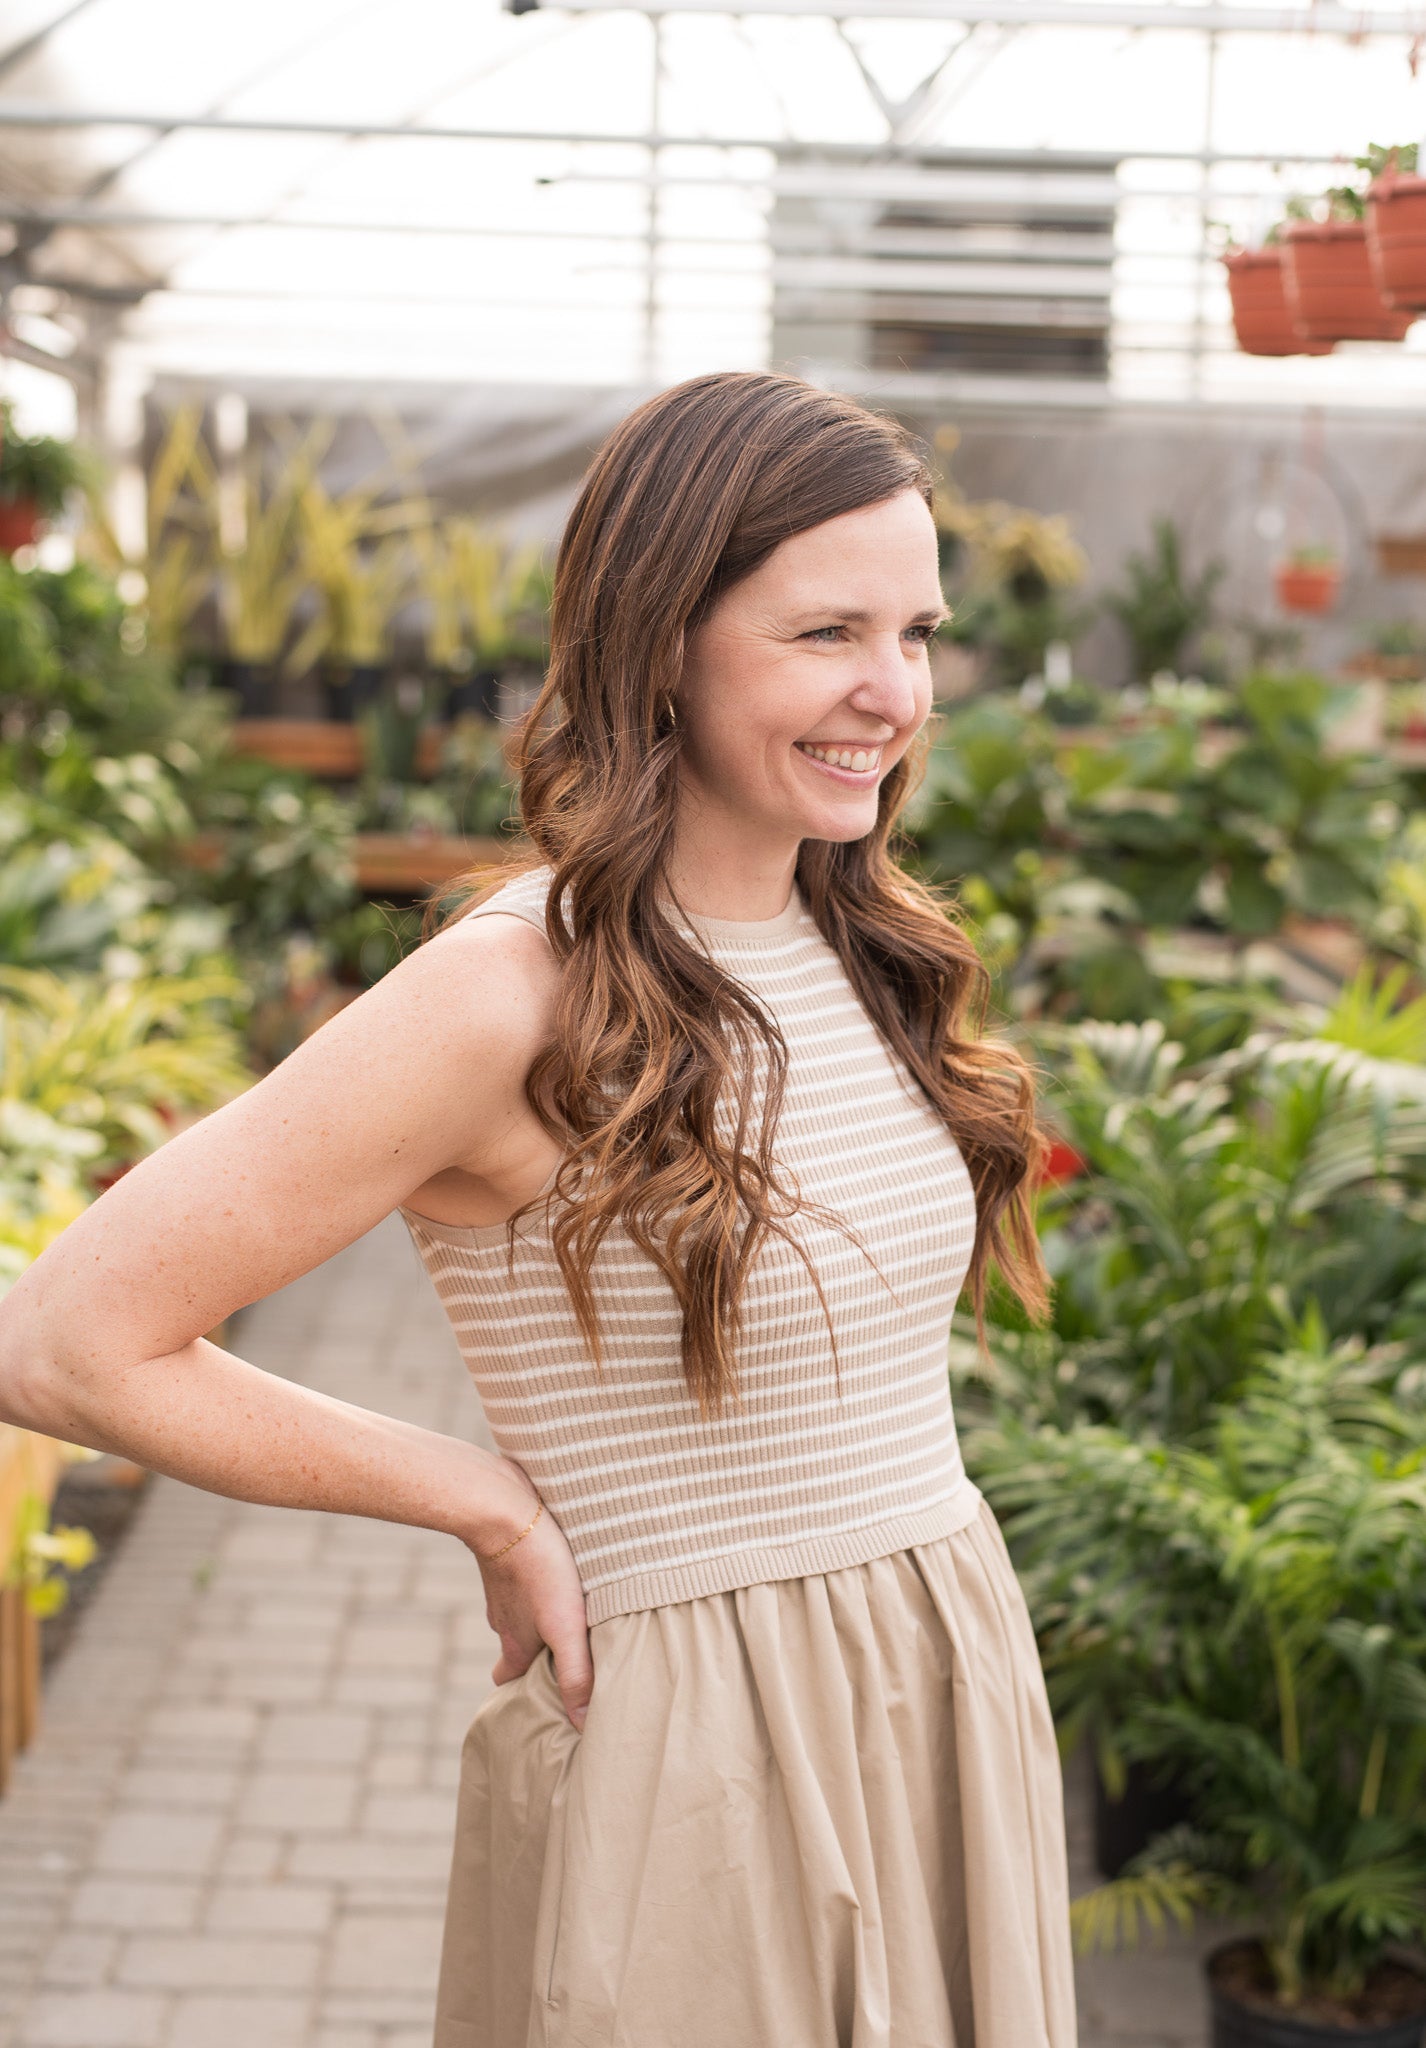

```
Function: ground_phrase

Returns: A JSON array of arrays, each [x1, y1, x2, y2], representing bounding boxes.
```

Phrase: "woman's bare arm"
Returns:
[[0, 912, 594, 1726]]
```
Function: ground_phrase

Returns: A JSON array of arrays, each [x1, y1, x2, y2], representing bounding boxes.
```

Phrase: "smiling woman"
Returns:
[[403, 372, 1073, 2045], [0, 371, 1072, 2048]]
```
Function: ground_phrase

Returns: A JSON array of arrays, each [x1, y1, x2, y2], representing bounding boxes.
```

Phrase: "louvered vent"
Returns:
[[770, 148, 1119, 387]]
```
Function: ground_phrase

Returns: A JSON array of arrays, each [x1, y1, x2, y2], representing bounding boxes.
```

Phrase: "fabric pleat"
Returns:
[[432, 1499, 1077, 2048]]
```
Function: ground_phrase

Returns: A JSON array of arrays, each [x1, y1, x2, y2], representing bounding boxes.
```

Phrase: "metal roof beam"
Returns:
[[0, 0, 101, 85], [0, 107, 1391, 167], [0, 205, 766, 244], [520, 0, 1421, 31]]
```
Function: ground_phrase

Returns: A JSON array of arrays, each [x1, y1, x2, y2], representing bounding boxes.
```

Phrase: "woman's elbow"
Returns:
[[0, 1291, 91, 1441]]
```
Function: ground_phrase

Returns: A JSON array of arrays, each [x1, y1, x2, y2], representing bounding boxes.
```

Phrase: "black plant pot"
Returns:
[[216, 659, 276, 718], [1093, 1755, 1196, 1879], [321, 663, 388, 722], [442, 666, 502, 722], [1208, 1942, 1426, 2048]]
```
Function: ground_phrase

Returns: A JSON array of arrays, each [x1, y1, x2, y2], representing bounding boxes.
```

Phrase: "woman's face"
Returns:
[[676, 487, 945, 860]]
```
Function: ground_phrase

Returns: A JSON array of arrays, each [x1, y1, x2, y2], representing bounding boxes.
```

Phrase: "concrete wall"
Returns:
[[906, 401, 1426, 685]]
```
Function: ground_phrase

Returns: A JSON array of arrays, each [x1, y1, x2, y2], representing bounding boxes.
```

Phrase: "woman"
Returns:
[[0, 372, 1076, 2046]]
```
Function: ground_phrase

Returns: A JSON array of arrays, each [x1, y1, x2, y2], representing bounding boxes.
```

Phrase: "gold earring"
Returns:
[[663, 694, 679, 729]]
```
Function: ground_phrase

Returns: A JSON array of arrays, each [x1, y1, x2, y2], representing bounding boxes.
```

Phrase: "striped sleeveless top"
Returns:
[[400, 865, 982, 1625]]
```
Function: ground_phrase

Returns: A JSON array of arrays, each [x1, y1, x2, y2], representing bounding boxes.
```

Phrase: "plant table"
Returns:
[[229, 719, 449, 779], [0, 1426, 69, 1793]]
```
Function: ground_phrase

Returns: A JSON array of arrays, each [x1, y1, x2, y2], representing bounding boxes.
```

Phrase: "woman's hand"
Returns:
[[469, 1455, 593, 1732]]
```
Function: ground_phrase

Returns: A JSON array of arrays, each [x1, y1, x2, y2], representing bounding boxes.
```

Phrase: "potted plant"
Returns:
[[1222, 233, 1335, 359], [1057, 1342, 1426, 2046], [410, 515, 532, 722], [0, 401, 90, 554], [1282, 188, 1415, 345], [1106, 517, 1226, 682], [289, 475, 413, 721], [213, 461, 307, 716], [1274, 546, 1342, 616], [1362, 144, 1426, 313]]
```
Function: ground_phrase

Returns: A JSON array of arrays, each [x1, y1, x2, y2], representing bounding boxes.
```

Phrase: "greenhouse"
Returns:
[[2, 1, 1426, 2044]]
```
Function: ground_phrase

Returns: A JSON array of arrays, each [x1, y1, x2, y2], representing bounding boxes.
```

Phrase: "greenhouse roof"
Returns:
[[1, 0, 1424, 415]]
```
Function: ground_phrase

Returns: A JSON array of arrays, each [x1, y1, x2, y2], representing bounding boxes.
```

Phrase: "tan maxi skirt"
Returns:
[[433, 1497, 1078, 2048]]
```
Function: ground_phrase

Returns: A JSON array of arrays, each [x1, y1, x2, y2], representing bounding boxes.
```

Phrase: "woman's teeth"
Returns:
[[796, 742, 880, 772]]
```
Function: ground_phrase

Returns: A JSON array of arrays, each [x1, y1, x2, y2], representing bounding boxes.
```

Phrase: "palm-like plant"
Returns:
[[973, 1340, 1426, 2011], [993, 1018, 1426, 1438], [1105, 517, 1224, 683]]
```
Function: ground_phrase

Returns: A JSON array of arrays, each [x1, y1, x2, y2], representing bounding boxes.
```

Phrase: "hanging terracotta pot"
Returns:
[[0, 498, 42, 553], [1281, 219, 1414, 343], [1274, 556, 1341, 615], [1366, 168, 1426, 311], [1222, 247, 1334, 357]]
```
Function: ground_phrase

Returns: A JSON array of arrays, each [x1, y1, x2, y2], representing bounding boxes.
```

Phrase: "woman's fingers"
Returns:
[[490, 1628, 537, 1686], [547, 1617, 595, 1732], [470, 1457, 593, 1731]]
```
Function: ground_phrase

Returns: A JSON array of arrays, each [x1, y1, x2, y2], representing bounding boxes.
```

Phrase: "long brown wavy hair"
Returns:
[[434, 371, 1048, 1418]]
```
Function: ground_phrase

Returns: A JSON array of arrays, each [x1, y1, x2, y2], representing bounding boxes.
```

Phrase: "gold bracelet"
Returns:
[[481, 1496, 544, 1562]]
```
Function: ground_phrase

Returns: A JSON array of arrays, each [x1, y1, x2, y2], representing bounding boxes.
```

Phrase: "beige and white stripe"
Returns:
[[400, 866, 982, 1626]]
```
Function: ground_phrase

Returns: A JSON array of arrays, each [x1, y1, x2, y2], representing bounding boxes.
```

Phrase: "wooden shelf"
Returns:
[[353, 834, 509, 893], [178, 831, 518, 896], [228, 720, 449, 779]]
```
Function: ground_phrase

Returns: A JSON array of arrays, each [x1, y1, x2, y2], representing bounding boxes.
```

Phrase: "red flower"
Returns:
[[1040, 1140, 1087, 1187]]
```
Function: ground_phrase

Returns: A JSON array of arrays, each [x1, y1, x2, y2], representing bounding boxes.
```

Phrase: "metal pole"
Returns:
[[1191, 27, 1219, 402], [644, 12, 664, 382]]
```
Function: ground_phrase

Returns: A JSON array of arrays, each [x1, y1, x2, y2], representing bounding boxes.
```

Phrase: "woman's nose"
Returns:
[[848, 639, 922, 729]]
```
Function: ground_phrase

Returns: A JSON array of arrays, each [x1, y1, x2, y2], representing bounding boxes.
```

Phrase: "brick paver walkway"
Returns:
[[0, 1216, 1216, 2047]]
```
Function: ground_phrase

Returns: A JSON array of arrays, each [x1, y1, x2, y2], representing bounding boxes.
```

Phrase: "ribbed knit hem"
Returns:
[[582, 1480, 986, 1626]]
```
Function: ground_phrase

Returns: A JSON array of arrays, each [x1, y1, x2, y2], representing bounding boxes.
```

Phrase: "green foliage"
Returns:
[[0, 401, 91, 514], [4, 1487, 98, 1617], [0, 964, 251, 1176], [0, 798, 229, 976], [191, 766, 359, 949], [1319, 966, 1426, 1063], [1003, 1018, 1426, 1436], [968, 1342, 1426, 2004], [1358, 142, 1418, 178], [0, 963, 252, 1292], [905, 671, 1405, 1021], [1104, 518, 1224, 683]]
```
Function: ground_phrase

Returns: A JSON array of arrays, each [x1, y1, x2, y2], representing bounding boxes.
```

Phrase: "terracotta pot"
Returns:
[[1274, 561, 1341, 615], [0, 498, 42, 553], [1281, 219, 1414, 343], [1223, 248, 1333, 357], [1366, 169, 1426, 311]]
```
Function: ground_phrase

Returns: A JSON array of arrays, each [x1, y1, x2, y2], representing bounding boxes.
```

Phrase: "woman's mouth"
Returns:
[[793, 739, 883, 783]]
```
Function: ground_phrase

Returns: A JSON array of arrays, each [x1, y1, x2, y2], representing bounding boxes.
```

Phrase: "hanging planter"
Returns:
[[1281, 217, 1414, 344], [1367, 167, 1426, 312], [1273, 548, 1341, 616], [0, 500, 43, 555], [0, 397, 89, 554], [1222, 247, 1333, 357]]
